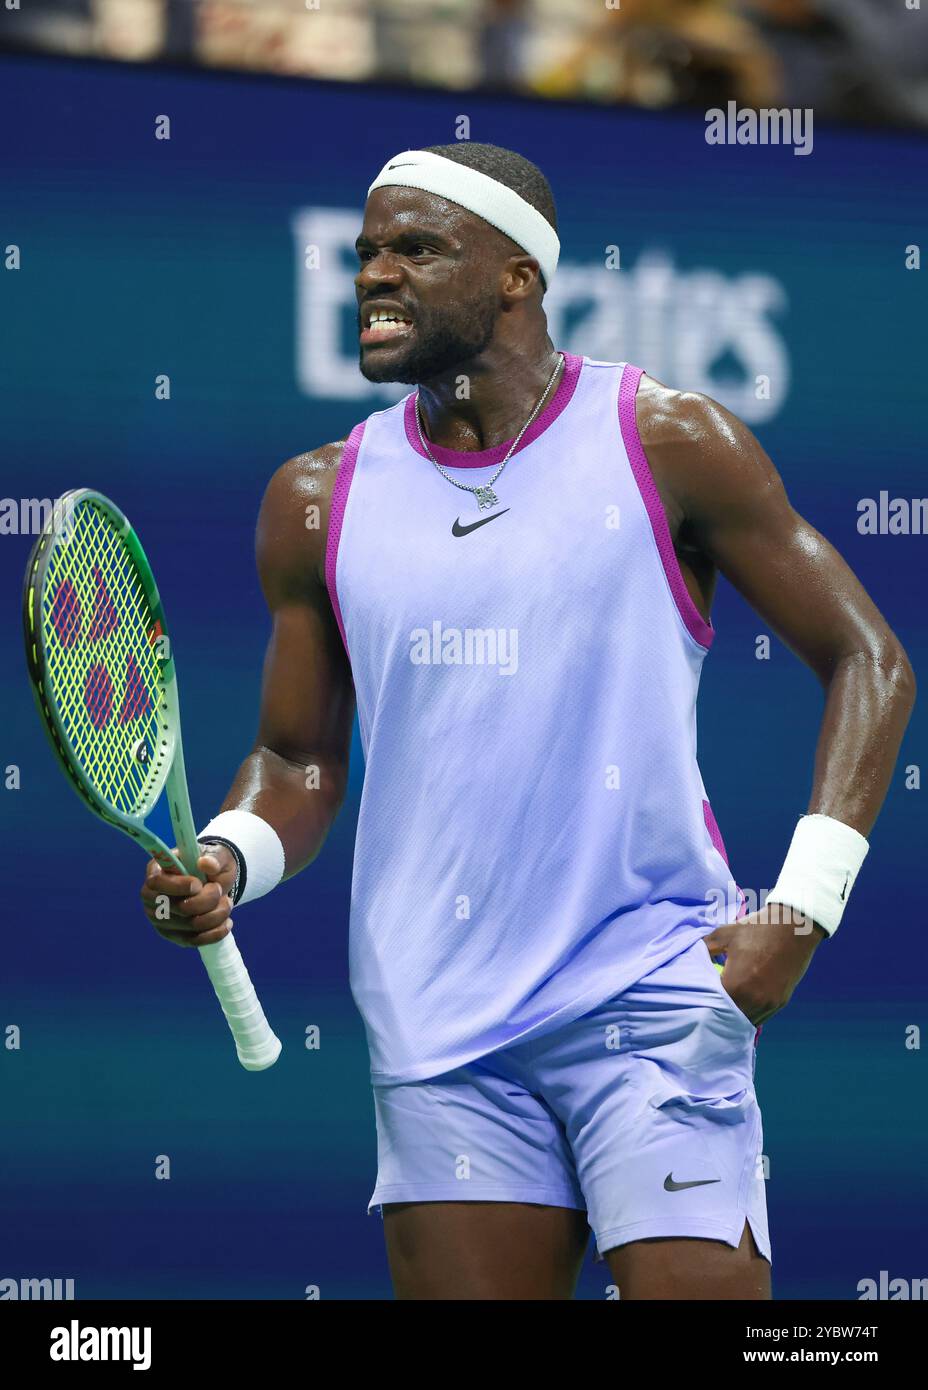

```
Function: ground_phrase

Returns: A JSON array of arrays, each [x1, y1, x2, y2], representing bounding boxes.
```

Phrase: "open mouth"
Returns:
[[360, 308, 414, 346]]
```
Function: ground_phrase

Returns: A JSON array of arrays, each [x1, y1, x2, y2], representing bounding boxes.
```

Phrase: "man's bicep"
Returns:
[[253, 447, 355, 769], [256, 597, 355, 770]]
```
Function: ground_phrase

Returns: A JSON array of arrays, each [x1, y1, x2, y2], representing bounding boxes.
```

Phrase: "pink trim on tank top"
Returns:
[[324, 420, 367, 661], [403, 350, 583, 469], [703, 797, 747, 917], [618, 364, 715, 651], [702, 798, 729, 865], [703, 796, 759, 1044]]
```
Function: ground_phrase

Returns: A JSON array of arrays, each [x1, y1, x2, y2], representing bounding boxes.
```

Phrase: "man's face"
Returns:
[[356, 187, 502, 385]]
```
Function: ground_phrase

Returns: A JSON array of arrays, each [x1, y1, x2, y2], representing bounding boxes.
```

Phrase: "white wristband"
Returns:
[[197, 809, 285, 907], [766, 813, 869, 937]]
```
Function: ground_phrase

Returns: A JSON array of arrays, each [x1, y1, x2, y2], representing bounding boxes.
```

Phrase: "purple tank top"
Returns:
[[327, 354, 738, 1084]]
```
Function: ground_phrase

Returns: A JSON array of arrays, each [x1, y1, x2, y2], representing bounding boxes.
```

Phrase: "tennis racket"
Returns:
[[22, 488, 282, 1071]]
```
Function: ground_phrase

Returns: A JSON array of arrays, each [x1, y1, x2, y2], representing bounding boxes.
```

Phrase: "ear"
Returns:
[[500, 255, 543, 303]]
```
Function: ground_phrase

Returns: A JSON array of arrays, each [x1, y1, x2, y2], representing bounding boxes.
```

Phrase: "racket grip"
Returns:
[[197, 935, 282, 1071]]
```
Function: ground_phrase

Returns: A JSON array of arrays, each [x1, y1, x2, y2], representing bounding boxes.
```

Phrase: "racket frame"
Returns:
[[23, 488, 281, 1070], [23, 488, 192, 873]]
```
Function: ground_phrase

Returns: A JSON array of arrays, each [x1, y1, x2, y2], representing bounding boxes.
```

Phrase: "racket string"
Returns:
[[42, 500, 165, 816]]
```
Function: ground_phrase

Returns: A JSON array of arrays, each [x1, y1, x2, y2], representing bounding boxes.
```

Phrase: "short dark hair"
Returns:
[[422, 142, 558, 235]]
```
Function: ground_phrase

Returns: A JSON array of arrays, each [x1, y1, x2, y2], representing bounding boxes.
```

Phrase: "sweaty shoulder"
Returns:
[[633, 372, 777, 536], [636, 369, 748, 450], [256, 440, 346, 601]]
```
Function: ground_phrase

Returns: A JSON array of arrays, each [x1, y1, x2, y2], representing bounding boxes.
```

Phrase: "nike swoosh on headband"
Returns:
[[369, 149, 560, 286], [451, 510, 510, 537]]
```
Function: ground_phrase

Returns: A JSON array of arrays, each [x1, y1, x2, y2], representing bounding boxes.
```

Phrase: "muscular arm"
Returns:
[[636, 375, 916, 1020], [140, 441, 355, 944], [637, 375, 916, 837], [218, 442, 355, 876]]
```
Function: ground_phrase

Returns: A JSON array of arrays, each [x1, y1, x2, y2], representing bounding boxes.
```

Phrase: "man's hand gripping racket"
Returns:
[[23, 489, 282, 1071]]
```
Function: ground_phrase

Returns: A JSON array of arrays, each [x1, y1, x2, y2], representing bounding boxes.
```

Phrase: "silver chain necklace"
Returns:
[[415, 352, 563, 512]]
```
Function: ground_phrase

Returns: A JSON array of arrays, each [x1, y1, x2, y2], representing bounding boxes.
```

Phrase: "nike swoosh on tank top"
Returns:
[[326, 354, 739, 1084]]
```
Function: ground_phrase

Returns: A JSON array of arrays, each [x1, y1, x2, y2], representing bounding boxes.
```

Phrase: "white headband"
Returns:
[[367, 148, 559, 287]]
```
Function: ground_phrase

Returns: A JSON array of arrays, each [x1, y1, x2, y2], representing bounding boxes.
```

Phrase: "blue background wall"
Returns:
[[1, 54, 925, 1299]]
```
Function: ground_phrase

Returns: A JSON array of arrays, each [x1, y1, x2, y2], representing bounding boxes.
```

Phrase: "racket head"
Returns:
[[23, 489, 180, 857]]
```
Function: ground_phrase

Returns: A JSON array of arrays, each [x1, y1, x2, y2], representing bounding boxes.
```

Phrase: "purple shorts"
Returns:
[[368, 937, 770, 1262]]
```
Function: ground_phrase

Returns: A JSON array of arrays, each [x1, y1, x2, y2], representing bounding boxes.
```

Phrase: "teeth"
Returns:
[[369, 310, 410, 325]]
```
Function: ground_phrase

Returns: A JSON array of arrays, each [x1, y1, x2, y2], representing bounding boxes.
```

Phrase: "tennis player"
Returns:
[[140, 144, 915, 1299]]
